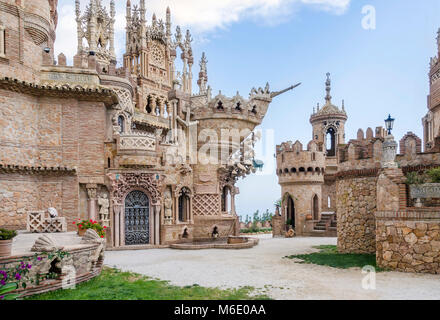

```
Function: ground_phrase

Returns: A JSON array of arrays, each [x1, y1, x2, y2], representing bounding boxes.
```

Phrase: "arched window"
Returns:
[[326, 127, 336, 157], [178, 188, 191, 222], [313, 195, 319, 220], [146, 96, 152, 113], [118, 116, 125, 134], [251, 105, 257, 114], [221, 186, 231, 213], [328, 196, 331, 209], [235, 102, 242, 111], [217, 101, 224, 110]]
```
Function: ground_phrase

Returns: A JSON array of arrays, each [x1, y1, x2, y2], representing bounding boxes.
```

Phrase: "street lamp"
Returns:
[[385, 114, 395, 135]]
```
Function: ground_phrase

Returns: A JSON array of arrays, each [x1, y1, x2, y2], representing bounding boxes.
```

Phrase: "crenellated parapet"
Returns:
[[276, 140, 326, 185]]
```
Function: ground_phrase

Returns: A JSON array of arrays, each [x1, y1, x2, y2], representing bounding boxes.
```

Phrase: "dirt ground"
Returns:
[[105, 236, 440, 300]]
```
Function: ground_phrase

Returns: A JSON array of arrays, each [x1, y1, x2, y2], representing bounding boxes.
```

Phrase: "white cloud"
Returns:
[[55, 0, 350, 63]]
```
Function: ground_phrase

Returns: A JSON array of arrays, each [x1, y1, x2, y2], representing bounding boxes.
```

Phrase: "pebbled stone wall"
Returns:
[[336, 175, 377, 254], [376, 211, 440, 274]]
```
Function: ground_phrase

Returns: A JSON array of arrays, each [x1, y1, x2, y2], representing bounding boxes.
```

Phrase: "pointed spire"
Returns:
[[342, 99, 345, 111], [166, 7, 171, 38], [198, 52, 208, 95], [317, 103, 320, 111], [325, 72, 332, 104]]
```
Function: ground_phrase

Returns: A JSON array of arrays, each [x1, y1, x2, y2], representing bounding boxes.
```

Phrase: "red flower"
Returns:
[[100, 235, 104, 238], [79, 224, 82, 228], [103, 226, 107, 229], [90, 219, 93, 223]]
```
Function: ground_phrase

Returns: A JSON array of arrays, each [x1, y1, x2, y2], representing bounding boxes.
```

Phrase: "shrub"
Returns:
[[0, 229, 17, 241], [405, 172, 427, 185], [286, 219, 292, 226], [427, 167, 440, 183]]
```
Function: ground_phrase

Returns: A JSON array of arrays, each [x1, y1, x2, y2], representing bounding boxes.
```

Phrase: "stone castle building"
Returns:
[[274, 28, 440, 274], [275, 73, 347, 236], [0, 0, 296, 248]]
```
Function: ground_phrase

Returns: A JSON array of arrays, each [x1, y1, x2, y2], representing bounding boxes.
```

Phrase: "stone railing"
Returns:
[[118, 134, 156, 152]]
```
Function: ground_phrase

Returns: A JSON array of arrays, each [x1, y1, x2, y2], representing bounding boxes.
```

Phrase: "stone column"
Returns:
[[378, 134, 404, 211], [113, 204, 122, 247], [86, 184, 98, 221], [155, 205, 161, 245]]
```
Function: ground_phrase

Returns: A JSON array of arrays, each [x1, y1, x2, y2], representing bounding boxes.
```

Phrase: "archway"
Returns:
[[286, 195, 295, 229], [313, 195, 319, 220], [124, 190, 150, 245]]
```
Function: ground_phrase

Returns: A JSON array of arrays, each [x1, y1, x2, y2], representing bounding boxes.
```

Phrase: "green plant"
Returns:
[[426, 167, 440, 183], [286, 219, 292, 226], [0, 250, 71, 300], [73, 219, 107, 238], [0, 229, 17, 241], [405, 172, 427, 185], [0, 283, 20, 300]]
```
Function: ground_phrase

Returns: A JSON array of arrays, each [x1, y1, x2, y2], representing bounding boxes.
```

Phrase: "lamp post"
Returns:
[[385, 114, 395, 135]]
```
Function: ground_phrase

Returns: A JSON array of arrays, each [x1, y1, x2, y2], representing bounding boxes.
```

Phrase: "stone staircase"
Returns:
[[312, 212, 337, 237]]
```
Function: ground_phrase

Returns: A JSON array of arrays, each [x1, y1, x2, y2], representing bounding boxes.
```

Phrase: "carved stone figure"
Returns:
[[164, 191, 173, 225], [98, 193, 110, 227]]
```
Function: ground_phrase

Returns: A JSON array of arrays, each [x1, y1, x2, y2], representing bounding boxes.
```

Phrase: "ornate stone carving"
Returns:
[[381, 135, 398, 169], [31, 235, 62, 252], [108, 172, 162, 206], [164, 190, 173, 225], [98, 193, 110, 227]]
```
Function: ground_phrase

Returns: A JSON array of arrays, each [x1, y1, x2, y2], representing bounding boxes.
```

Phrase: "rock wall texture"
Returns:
[[336, 175, 377, 254], [376, 211, 440, 274]]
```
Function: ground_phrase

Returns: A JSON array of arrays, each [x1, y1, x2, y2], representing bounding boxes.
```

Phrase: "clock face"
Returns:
[[150, 43, 165, 69]]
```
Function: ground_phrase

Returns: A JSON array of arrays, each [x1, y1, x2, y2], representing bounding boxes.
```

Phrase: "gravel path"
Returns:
[[105, 236, 440, 300]]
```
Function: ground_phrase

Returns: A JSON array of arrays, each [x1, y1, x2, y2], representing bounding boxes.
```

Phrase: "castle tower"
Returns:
[[423, 28, 440, 151], [275, 141, 326, 236], [310, 73, 348, 165], [74, 0, 116, 70]]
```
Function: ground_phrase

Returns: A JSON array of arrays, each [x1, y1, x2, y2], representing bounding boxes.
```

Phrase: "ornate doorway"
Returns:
[[124, 190, 150, 245]]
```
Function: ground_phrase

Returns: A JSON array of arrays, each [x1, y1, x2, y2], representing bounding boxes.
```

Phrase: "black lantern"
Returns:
[[385, 114, 395, 135]]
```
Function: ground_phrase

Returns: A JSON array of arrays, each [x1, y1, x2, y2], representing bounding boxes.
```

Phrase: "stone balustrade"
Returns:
[[118, 134, 157, 152]]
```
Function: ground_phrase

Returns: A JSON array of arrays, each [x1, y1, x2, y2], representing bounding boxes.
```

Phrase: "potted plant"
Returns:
[[0, 229, 17, 258], [73, 219, 107, 238]]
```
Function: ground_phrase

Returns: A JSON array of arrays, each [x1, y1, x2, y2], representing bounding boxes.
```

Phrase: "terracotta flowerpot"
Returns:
[[0, 240, 13, 258], [306, 214, 313, 221], [77, 227, 87, 237]]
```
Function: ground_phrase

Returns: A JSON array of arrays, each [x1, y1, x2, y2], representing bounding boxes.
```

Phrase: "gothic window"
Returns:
[[312, 152, 316, 161], [326, 127, 336, 157], [118, 115, 125, 134], [328, 196, 331, 208], [235, 102, 242, 111], [0, 24, 5, 57], [178, 188, 191, 222], [251, 106, 257, 114], [221, 186, 231, 213], [217, 101, 224, 110]]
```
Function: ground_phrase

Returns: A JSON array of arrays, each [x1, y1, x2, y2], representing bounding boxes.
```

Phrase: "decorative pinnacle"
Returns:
[[325, 72, 332, 104]]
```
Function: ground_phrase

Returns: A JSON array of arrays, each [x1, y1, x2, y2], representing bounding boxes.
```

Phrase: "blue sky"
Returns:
[[56, 0, 440, 218]]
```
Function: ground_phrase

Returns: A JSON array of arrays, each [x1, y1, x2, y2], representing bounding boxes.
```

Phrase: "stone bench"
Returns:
[[26, 211, 67, 233]]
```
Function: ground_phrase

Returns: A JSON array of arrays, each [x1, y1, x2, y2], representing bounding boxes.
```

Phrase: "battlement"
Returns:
[[276, 140, 326, 185]]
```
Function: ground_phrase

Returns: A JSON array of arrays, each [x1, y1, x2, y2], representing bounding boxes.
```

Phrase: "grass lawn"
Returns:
[[26, 267, 270, 300], [285, 245, 381, 270]]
